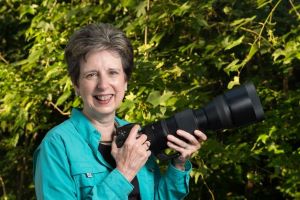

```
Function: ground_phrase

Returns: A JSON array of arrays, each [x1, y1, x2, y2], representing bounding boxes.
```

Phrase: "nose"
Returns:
[[97, 74, 109, 89]]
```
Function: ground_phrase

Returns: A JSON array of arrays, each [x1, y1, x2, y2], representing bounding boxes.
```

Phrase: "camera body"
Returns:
[[116, 109, 199, 156], [116, 82, 265, 156]]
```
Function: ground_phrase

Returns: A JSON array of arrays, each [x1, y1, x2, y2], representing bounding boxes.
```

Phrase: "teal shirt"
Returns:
[[33, 108, 192, 199]]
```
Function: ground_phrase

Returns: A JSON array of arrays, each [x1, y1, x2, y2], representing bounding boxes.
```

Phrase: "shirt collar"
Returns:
[[70, 108, 157, 171], [69, 108, 129, 146], [70, 108, 100, 144]]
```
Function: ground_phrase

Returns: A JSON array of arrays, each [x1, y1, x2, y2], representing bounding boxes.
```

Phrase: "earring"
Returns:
[[75, 91, 80, 97]]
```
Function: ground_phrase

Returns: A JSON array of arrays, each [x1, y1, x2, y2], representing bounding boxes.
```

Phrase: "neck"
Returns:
[[82, 110, 116, 141], [95, 123, 116, 142]]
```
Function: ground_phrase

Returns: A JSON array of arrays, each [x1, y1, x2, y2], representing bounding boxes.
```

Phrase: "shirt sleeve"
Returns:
[[33, 135, 77, 199], [154, 160, 192, 200], [33, 133, 134, 200], [91, 169, 134, 199]]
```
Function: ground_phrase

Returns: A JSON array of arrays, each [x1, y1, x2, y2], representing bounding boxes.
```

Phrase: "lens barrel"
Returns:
[[116, 82, 265, 156], [149, 82, 264, 155], [195, 82, 264, 131]]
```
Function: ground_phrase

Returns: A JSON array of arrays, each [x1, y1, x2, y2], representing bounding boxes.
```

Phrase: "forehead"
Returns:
[[80, 50, 123, 71]]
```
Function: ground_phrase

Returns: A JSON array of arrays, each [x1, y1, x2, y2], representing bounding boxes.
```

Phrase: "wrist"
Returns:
[[116, 166, 135, 182], [172, 158, 186, 171]]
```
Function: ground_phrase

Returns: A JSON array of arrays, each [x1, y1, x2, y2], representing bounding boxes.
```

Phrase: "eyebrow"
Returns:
[[108, 67, 122, 71], [82, 67, 122, 74], [82, 70, 98, 75]]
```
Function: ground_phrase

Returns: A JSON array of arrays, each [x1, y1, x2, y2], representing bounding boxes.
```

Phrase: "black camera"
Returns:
[[116, 82, 264, 156]]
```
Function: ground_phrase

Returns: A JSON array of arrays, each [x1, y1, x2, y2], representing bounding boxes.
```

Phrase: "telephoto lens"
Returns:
[[116, 82, 265, 157]]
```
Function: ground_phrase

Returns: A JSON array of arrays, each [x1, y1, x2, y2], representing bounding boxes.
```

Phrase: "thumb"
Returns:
[[111, 135, 118, 155]]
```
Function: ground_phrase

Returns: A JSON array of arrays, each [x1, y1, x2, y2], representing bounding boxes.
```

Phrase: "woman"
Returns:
[[33, 23, 207, 199]]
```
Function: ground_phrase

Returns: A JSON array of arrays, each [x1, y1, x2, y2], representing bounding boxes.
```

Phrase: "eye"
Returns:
[[109, 70, 120, 76], [84, 72, 98, 80]]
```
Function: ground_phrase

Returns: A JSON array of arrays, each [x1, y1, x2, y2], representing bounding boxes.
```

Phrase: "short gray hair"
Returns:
[[65, 23, 134, 86]]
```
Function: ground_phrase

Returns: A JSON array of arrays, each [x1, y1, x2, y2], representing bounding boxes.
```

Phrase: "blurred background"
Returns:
[[0, 0, 299, 199]]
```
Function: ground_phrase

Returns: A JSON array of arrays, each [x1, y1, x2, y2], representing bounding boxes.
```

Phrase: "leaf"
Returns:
[[135, 1, 147, 17], [155, 62, 164, 69], [26, 122, 34, 132], [56, 90, 71, 106], [257, 134, 269, 144], [44, 67, 60, 82], [268, 143, 285, 154], [146, 90, 161, 107], [224, 59, 240, 75], [25, 101, 33, 111], [223, 6, 232, 15], [227, 76, 240, 89], [3, 134, 19, 149], [138, 43, 154, 54], [268, 125, 277, 136], [125, 92, 137, 101], [72, 97, 82, 108], [160, 106, 166, 116], [150, 33, 165, 45], [168, 66, 184, 78], [240, 44, 258, 67], [172, 2, 191, 16], [224, 36, 245, 50], [257, 0, 273, 9], [118, 99, 135, 113], [19, 4, 38, 19], [160, 90, 174, 106], [230, 16, 257, 27], [272, 40, 300, 64], [194, 171, 201, 183]]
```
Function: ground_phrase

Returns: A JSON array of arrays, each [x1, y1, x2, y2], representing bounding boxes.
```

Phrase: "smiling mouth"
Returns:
[[94, 94, 113, 103]]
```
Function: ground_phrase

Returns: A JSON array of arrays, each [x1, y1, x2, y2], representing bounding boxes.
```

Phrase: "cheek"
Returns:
[[114, 78, 127, 91], [115, 82, 126, 97], [78, 82, 95, 97], [116, 86, 126, 97]]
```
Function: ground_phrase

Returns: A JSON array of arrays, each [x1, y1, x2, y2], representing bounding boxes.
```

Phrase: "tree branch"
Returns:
[[46, 101, 70, 116], [289, 0, 300, 18], [255, 0, 282, 47], [0, 53, 9, 64], [0, 176, 7, 199]]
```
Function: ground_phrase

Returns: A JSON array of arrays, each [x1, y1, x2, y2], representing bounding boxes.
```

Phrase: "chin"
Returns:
[[95, 107, 116, 116]]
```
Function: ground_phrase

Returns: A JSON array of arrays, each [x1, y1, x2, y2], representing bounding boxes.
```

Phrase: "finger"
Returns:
[[176, 129, 199, 145], [142, 143, 149, 151], [143, 149, 152, 159], [167, 134, 189, 148], [126, 124, 140, 142], [136, 133, 147, 144], [143, 141, 151, 150], [111, 136, 118, 154], [112, 135, 117, 148], [167, 141, 186, 153], [193, 130, 207, 141]]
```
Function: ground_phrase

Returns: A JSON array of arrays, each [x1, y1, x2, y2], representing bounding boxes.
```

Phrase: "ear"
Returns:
[[74, 84, 80, 96], [124, 82, 128, 91]]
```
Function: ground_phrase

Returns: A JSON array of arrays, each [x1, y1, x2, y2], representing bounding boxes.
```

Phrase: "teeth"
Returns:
[[95, 95, 112, 101]]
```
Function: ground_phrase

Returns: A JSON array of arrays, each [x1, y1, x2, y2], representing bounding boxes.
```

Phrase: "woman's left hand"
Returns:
[[167, 129, 207, 170]]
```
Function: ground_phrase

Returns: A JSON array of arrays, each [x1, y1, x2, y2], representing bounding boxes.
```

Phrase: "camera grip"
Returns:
[[115, 123, 137, 148]]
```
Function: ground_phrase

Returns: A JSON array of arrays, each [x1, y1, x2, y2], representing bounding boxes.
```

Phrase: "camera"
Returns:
[[116, 82, 264, 156]]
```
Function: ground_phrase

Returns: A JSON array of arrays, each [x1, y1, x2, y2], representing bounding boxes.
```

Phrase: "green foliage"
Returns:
[[0, 0, 299, 199]]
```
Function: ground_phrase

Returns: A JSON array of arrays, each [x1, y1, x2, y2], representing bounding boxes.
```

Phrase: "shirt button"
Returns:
[[86, 173, 93, 178]]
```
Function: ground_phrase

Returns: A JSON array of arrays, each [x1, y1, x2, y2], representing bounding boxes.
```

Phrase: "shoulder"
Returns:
[[34, 119, 78, 157], [33, 119, 75, 165], [43, 119, 75, 143], [33, 117, 87, 167]]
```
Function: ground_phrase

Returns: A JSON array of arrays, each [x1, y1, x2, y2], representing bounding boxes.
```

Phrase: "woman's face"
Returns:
[[75, 50, 127, 120]]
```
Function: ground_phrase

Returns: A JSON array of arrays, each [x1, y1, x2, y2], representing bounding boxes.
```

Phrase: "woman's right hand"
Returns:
[[111, 125, 151, 181]]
